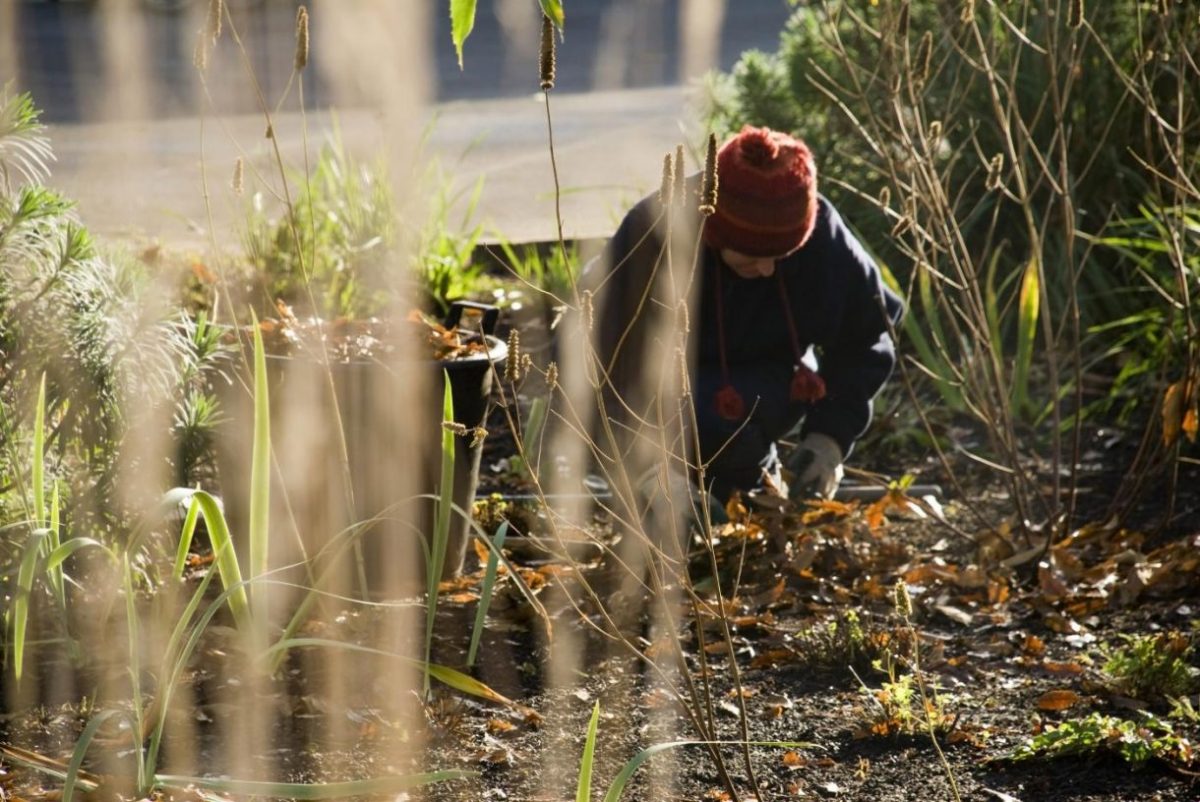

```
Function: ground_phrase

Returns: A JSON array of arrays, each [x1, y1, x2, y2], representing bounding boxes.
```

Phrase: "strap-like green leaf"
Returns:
[[539, 0, 565, 27], [451, 0, 477, 69]]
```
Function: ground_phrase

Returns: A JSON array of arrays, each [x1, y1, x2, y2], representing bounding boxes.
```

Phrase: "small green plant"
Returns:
[[242, 133, 395, 320], [1007, 712, 1195, 768], [794, 609, 878, 672], [1102, 632, 1198, 702]]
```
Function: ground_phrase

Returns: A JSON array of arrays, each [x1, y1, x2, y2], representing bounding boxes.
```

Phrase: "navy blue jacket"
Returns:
[[587, 187, 904, 493]]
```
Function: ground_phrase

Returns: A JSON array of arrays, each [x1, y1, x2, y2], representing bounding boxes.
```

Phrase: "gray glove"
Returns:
[[784, 433, 845, 500], [637, 466, 729, 530]]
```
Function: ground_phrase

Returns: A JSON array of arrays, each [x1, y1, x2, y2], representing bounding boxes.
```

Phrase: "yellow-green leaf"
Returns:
[[451, 0, 477, 69]]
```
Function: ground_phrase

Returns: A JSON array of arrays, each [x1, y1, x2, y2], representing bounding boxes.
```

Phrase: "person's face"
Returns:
[[720, 249, 780, 279]]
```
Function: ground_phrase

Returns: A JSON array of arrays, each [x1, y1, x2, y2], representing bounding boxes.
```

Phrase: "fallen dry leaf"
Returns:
[[1036, 689, 1082, 711]]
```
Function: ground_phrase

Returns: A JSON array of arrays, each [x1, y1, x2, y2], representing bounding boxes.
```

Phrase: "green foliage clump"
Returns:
[[1102, 632, 1198, 703], [243, 136, 395, 321], [1008, 712, 1194, 768]]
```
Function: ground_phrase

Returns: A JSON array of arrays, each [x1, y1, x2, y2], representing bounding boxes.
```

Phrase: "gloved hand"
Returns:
[[785, 433, 845, 500], [636, 466, 729, 532]]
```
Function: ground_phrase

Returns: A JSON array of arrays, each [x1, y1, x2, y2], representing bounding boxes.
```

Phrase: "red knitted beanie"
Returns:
[[702, 126, 819, 258]]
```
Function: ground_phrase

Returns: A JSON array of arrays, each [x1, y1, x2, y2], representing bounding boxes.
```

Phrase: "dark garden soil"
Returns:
[[2, 388, 1198, 802]]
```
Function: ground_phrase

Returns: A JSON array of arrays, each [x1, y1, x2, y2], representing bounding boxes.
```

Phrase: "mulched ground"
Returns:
[[2, 396, 1198, 802]]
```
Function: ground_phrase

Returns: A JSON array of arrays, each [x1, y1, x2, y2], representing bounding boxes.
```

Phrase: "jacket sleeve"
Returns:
[[802, 209, 905, 458]]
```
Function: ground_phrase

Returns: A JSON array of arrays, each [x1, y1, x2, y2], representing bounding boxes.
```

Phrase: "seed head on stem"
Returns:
[[207, 0, 223, 42], [1068, 0, 1084, 28], [539, 14, 556, 91], [294, 6, 309, 71], [659, 153, 674, 206], [232, 158, 244, 195], [504, 329, 522, 383], [699, 132, 719, 216], [673, 144, 686, 207]]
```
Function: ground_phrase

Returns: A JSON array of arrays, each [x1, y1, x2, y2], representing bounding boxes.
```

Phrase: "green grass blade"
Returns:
[[145, 556, 233, 780], [450, 0, 476, 69], [268, 637, 527, 709], [425, 373, 456, 693], [172, 495, 202, 581], [163, 488, 252, 633], [45, 538, 113, 573], [11, 529, 47, 682], [121, 556, 148, 790], [32, 373, 45, 531], [249, 313, 271, 602], [1013, 255, 1041, 417], [47, 479, 64, 609], [538, 0, 565, 27], [467, 521, 508, 667], [155, 771, 475, 799], [64, 710, 130, 802], [577, 701, 601, 802]]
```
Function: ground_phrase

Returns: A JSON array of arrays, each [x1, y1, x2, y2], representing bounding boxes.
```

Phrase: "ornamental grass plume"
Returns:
[[985, 153, 1004, 191], [914, 31, 933, 89], [699, 132, 718, 216], [894, 580, 914, 621], [504, 329, 522, 383], [207, 0, 223, 42], [294, 6, 309, 71], [580, 290, 594, 332], [673, 144, 686, 207], [1068, 0, 1084, 28], [539, 14, 556, 91], [193, 32, 209, 72], [659, 153, 674, 206]]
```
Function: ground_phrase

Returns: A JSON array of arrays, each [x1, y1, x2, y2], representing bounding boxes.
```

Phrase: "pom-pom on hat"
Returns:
[[702, 126, 818, 258]]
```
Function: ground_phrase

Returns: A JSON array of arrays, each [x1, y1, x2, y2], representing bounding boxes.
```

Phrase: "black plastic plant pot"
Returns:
[[213, 301, 507, 599]]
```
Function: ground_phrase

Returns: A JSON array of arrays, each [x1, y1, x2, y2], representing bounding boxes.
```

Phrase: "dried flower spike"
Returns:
[[878, 186, 891, 209], [193, 32, 210, 72], [207, 0, 223, 41], [659, 153, 674, 206], [539, 14, 556, 91], [1068, 0, 1084, 28], [520, 353, 533, 377], [677, 347, 690, 397], [294, 6, 309, 71], [897, 1, 910, 40], [265, 123, 274, 139], [504, 329, 522, 383], [673, 144, 686, 207], [915, 31, 933, 88], [677, 298, 690, 335], [699, 132, 719, 216], [961, 0, 975, 24], [894, 581, 914, 620], [470, 427, 488, 448], [545, 362, 558, 392], [581, 290, 594, 332], [442, 421, 469, 436], [928, 120, 942, 144], [232, 157, 244, 195], [985, 152, 1004, 190]]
